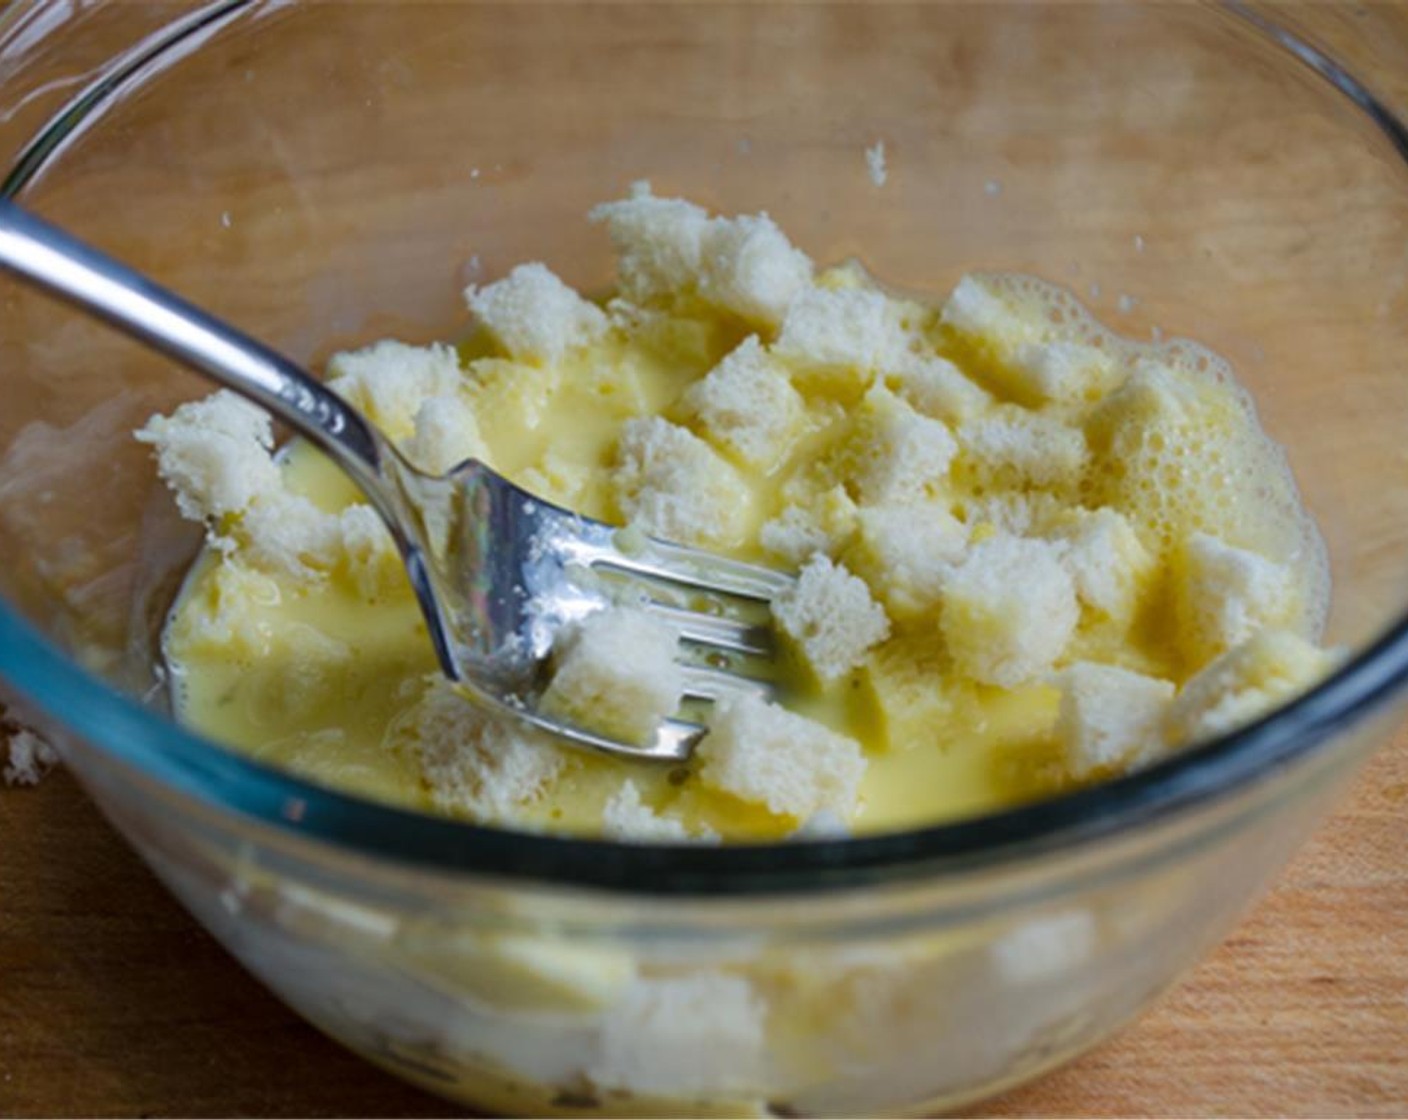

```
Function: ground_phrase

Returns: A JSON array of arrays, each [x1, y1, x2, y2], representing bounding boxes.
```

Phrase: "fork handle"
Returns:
[[0, 198, 401, 519]]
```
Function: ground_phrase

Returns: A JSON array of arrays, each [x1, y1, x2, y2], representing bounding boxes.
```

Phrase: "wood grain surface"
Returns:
[[1, 731, 1405, 1118]]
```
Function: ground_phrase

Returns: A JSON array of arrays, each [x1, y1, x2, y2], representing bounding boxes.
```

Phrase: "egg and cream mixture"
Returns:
[[138, 184, 1334, 842]]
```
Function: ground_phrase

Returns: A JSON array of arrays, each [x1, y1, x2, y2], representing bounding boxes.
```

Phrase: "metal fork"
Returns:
[[0, 199, 794, 762]]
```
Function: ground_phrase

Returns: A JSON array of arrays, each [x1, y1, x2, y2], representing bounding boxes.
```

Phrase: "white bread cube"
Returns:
[[241, 493, 403, 594], [941, 533, 1078, 687], [135, 390, 281, 523], [940, 274, 1036, 354], [407, 393, 485, 475], [408, 675, 568, 822], [758, 506, 831, 565], [1086, 358, 1198, 455], [758, 486, 859, 565], [959, 407, 1088, 491], [1175, 532, 1294, 667], [941, 273, 1019, 336], [592, 973, 766, 1096], [611, 417, 754, 549], [540, 607, 683, 746], [843, 386, 959, 506], [846, 504, 967, 619], [700, 213, 813, 327], [465, 262, 608, 365], [1052, 661, 1175, 779], [589, 181, 711, 301], [886, 354, 993, 424], [1084, 360, 1209, 533], [859, 633, 954, 753], [942, 277, 1121, 405], [1164, 629, 1333, 747], [772, 555, 891, 686], [326, 340, 464, 438], [991, 910, 1097, 985], [681, 335, 806, 471], [774, 286, 907, 390], [1047, 507, 1155, 624], [237, 491, 345, 576], [696, 692, 867, 819], [602, 781, 718, 844], [1007, 340, 1120, 405]]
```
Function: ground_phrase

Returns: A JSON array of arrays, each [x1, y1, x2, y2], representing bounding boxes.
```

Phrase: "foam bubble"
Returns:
[[948, 272, 1330, 640]]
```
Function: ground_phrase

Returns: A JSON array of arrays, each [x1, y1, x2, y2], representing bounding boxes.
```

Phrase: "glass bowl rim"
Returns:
[[2, 0, 1406, 896]]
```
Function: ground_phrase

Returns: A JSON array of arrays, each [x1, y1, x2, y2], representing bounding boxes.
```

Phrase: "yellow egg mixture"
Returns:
[[144, 186, 1333, 842]]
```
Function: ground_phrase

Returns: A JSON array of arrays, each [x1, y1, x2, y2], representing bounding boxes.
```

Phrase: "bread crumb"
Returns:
[[408, 394, 484, 475], [886, 354, 992, 424], [1047, 507, 1155, 624], [4, 728, 58, 786], [865, 140, 888, 187], [590, 181, 712, 303], [959, 407, 1088, 492], [1007, 341, 1119, 404], [758, 486, 858, 565]]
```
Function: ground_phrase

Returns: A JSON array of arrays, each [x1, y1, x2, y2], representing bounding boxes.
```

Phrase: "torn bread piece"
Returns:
[[696, 693, 866, 821], [1052, 662, 1175, 779], [611, 417, 755, 549], [1163, 629, 1334, 748], [465, 262, 609, 365], [540, 607, 684, 747], [941, 533, 1078, 688], [772, 555, 890, 687], [602, 781, 719, 844], [681, 335, 806, 472]]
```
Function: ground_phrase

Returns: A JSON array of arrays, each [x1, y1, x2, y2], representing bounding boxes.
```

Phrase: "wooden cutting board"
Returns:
[[2, 728, 1406, 1118]]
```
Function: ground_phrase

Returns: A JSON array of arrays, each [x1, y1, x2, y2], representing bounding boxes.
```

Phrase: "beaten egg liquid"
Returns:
[[164, 273, 1327, 840]]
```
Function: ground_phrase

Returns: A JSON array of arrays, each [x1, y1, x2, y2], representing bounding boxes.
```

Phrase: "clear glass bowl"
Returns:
[[3, 2, 1408, 1115]]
